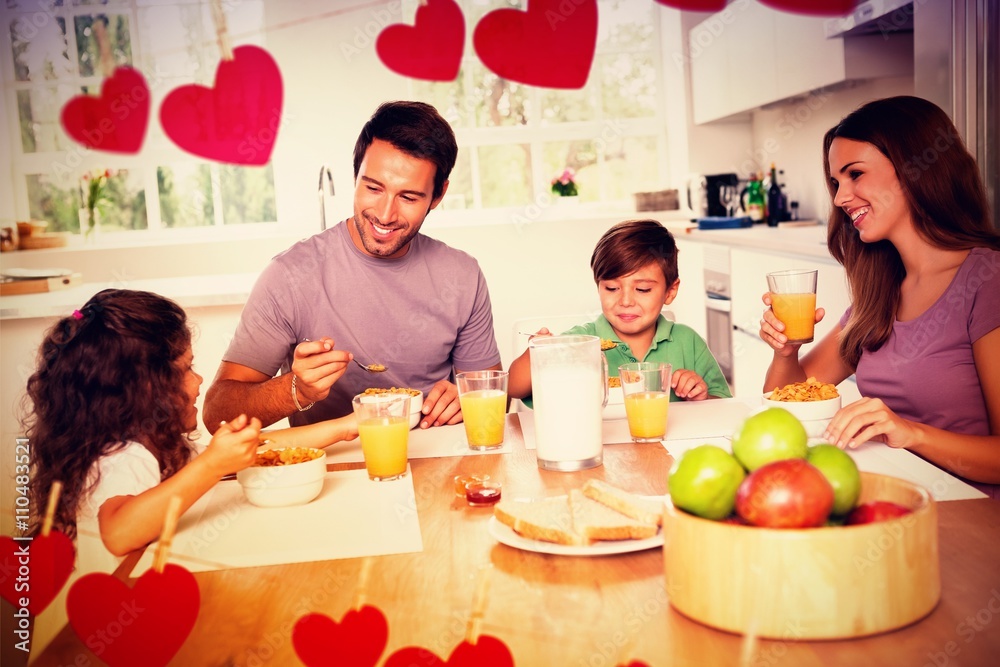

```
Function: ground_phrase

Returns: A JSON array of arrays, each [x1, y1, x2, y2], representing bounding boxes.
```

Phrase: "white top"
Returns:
[[75, 441, 161, 574]]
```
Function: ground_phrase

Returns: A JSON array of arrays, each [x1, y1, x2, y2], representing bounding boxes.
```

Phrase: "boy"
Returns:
[[508, 219, 731, 402]]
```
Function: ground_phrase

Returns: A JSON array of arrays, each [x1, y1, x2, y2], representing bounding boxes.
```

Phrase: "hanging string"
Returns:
[[210, 0, 235, 61]]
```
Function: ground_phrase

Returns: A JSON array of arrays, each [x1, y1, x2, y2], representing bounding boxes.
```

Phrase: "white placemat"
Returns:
[[325, 419, 514, 464], [131, 468, 423, 575], [519, 398, 754, 450]]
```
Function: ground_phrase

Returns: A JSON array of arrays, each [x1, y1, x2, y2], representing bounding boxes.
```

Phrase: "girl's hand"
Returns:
[[527, 327, 552, 340], [759, 292, 825, 357], [824, 397, 920, 450], [671, 369, 710, 401], [203, 413, 262, 477]]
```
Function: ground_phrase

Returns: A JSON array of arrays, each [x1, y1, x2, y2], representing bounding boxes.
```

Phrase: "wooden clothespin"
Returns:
[[40, 481, 63, 537], [464, 565, 493, 645], [152, 496, 183, 574], [739, 618, 759, 667], [353, 557, 374, 612], [210, 0, 235, 61]]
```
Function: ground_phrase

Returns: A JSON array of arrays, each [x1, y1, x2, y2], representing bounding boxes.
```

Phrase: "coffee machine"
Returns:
[[705, 173, 739, 217]]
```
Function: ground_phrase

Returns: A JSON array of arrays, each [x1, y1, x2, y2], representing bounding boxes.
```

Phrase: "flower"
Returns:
[[550, 168, 579, 197], [81, 169, 115, 234]]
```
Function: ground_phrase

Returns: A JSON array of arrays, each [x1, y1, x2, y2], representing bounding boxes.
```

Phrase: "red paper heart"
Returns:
[[619, 661, 651, 667], [376, 0, 465, 82], [67, 563, 199, 667], [60, 66, 150, 154], [758, 0, 860, 16], [473, 0, 598, 89], [0, 532, 74, 616], [292, 606, 389, 667], [160, 45, 283, 165], [383, 635, 514, 667]]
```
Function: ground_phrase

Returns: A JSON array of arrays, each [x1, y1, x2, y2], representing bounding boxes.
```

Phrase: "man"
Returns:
[[203, 101, 502, 432]]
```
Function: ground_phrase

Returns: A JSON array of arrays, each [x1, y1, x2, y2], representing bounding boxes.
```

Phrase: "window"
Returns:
[[407, 0, 670, 214], [3, 0, 277, 242]]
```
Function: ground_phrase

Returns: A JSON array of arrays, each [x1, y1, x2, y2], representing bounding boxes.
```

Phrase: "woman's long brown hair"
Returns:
[[823, 96, 1000, 367], [23, 289, 196, 539]]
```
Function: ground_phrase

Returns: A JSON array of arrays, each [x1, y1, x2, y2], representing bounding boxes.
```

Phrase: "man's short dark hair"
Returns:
[[353, 101, 458, 201]]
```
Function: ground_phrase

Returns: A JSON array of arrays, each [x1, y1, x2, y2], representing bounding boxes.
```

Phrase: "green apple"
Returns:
[[731, 407, 808, 471], [668, 444, 746, 520], [807, 444, 861, 515]]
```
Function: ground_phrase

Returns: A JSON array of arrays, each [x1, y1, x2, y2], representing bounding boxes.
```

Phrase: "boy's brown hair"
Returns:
[[590, 219, 679, 286]]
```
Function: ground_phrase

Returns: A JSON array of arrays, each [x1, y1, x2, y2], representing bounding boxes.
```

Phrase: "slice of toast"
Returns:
[[493, 496, 582, 546], [568, 490, 659, 543], [581, 479, 664, 527]]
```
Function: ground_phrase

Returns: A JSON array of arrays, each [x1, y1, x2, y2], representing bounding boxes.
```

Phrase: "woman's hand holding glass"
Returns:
[[759, 292, 826, 356]]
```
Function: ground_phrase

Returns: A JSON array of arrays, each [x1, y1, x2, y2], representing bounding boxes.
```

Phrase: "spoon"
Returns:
[[353, 358, 387, 373]]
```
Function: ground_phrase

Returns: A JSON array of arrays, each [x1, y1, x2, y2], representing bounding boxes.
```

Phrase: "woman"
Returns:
[[759, 96, 1000, 491]]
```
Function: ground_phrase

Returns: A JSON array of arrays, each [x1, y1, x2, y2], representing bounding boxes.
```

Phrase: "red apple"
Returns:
[[845, 501, 912, 525], [735, 459, 834, 528]]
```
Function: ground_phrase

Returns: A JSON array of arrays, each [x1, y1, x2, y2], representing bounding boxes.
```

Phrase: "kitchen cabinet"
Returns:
[[729, 246, 851, 397], [689, 4, 914, 124]]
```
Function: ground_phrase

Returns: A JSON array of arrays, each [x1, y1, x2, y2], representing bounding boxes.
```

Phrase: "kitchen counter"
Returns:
[[683, 222, 835, 261], [0, 272, 259, 320]]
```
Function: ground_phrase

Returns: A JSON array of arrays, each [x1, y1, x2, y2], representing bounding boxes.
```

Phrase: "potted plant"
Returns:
[[550, 168, 579, 200], [80, 169, 114, 241]]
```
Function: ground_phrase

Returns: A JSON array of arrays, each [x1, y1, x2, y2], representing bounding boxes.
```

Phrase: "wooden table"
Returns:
[[25, 416, 1000, 666]]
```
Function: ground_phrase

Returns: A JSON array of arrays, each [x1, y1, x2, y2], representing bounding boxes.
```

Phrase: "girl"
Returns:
[[25, 289, 357, 572], [759, 96, 1000, 490]]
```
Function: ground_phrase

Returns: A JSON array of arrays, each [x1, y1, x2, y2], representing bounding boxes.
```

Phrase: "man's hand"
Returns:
[[290, 337, 352, 405], [420, 379, 462, 428]]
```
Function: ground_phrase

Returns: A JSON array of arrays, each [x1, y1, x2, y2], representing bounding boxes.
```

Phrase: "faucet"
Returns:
[[318, 166, 334, 231]]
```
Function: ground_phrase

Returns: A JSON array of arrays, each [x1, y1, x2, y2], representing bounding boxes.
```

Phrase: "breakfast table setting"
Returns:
[[22, 384, 1000, 667]]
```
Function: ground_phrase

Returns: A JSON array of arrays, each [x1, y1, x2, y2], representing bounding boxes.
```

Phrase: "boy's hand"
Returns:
[[671, 369, 709, 401], [204, 413, 262, 477]]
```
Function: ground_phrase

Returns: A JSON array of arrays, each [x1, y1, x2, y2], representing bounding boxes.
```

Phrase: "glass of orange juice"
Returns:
[[352, 393, 410, 481], [618, 362, 672, 443], [456, 370, 508, 450], [767, 269, 819, 344]]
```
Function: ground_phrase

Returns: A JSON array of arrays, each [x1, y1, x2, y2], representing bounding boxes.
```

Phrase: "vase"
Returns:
[[555, 195, 579, 205], [79, 208, 100, 244]]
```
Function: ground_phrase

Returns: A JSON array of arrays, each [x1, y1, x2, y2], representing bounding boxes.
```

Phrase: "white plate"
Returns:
[[2, 267, 72, 280], [488, 496, 665, 556]]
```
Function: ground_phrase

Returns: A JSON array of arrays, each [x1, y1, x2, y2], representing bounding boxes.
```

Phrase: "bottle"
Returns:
[[766, 163, 782, 227], [743, 173, 765, 223]]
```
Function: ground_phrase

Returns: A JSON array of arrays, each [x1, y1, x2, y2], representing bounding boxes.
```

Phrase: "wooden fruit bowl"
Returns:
[[663, 472, 939, 639]]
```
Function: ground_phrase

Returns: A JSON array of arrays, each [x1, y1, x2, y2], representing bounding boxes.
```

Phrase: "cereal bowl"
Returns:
[[763, 392, 841, 437], [603, 379, 625, 421], [236, 447, 326, 508], [359, 388, 423, 429]]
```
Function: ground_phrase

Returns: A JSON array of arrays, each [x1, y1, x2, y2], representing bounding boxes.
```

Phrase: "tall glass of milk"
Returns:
[[529, 335, 608, 471]]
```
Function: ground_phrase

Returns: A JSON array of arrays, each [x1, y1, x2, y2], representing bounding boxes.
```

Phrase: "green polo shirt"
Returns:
[[522, 315, 731, 408]]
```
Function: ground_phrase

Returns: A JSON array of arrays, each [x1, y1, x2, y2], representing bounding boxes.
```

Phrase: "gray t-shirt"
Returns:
[[224, 220, 501, 425]]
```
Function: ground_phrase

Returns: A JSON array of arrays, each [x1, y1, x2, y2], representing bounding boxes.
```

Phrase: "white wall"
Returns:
[[747, 77, 915, 223]]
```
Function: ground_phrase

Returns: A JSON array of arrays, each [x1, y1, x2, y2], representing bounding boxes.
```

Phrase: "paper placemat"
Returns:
[[519, 398, 754, 450], [325, 418, 514, 464], [131, 468, 423, 575]]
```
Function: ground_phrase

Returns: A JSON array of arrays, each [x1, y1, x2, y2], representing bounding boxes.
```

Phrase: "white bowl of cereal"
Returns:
[[236, 447, 327, 508], [763, 378, 841, 437], [359, 387, 424, 429]]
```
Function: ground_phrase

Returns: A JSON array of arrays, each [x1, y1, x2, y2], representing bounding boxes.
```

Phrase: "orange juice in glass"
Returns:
[[624, 391, 671, 439], [618, 362, 672, 443], [352, 394, 410, 481], [456, 370, 508, 450], [767, 269, 819, 344]]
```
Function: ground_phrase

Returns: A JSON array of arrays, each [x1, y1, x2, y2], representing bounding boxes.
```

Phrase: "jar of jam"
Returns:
[[464, 480, 502, 507], [453, 474, 490, 497]]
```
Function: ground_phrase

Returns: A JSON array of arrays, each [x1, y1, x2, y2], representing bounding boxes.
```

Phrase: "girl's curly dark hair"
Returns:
[[24, 289, 196, 539]]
